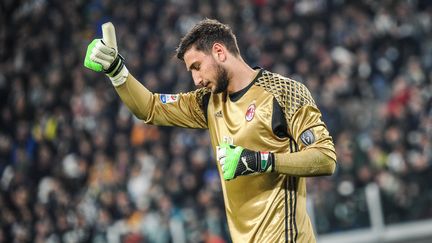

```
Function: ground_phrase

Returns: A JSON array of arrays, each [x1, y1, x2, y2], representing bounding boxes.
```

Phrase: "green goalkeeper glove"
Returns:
[[216, 143, 274, 180], [84, 22, 129, 86]]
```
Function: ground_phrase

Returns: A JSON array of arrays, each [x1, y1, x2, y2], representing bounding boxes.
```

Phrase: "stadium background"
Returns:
[[1, 0, 432, 242]]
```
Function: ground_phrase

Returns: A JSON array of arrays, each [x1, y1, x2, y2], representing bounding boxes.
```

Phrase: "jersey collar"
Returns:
[[229, 67, 263, 102]]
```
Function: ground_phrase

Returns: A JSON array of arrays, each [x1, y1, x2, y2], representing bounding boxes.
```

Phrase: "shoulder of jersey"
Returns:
[[194, 87, 211, 98], [254, 70, 316, 121], [194, 88, 211, 108]]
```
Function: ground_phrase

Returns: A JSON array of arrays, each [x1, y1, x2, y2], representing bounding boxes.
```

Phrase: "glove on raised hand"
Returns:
[[217, 143, 274, 180], [84, 22, 128, 86]]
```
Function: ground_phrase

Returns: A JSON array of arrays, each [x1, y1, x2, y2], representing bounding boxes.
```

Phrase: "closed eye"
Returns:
[[188, 62, 200, 71]]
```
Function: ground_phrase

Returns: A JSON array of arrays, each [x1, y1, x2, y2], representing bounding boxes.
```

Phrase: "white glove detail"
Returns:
[[216, 146, 227, 170], [89, 40, 117, 70]]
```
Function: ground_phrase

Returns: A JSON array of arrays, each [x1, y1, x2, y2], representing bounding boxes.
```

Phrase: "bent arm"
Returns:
[[275, 105, 337, 176], [274, 148, 336, 176]]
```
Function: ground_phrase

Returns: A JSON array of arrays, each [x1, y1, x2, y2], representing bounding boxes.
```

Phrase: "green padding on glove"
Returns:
[[221, 143, 244, 180], [84, 39, 103, 72], [218, 143, 274, 181]]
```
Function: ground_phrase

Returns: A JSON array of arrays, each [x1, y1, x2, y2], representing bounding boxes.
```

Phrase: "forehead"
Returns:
[[183, 47, 211, 69]]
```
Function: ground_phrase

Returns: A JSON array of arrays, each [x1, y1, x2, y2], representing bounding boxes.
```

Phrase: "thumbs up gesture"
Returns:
[[84, 22, 129, 86]]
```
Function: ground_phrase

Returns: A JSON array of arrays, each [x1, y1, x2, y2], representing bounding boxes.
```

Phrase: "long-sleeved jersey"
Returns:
[[115, 68, 336, 243]]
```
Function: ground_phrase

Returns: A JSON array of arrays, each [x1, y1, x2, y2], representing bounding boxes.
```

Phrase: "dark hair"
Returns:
[[176, 19, 240, 60]]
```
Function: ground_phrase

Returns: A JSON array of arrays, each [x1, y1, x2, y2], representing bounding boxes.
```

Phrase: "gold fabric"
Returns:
[[115, 75, 208, 128], [115, 70, 336, 243]]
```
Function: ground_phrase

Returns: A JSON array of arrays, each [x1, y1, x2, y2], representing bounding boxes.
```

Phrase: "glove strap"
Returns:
[[234, 149, 274, 177], [103, 53, 128, 87], [258, 152, 274, 173], [104, 54, 124, 76], [109, 65, 129, 87]]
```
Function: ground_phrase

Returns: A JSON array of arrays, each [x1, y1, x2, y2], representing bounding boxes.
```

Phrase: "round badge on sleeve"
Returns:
[[245, 104, 256, 122], [300, 129, 315, 146]]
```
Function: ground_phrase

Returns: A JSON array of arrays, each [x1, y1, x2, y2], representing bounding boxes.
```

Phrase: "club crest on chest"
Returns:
[[245, 103, 256, 122]]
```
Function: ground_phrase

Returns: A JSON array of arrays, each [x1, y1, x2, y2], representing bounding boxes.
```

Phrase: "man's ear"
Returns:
[[212, 43, 227, 62]]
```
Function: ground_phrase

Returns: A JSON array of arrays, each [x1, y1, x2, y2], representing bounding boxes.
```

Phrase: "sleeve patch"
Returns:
[[300, 129, 315, 146], [160, 94, 179, 104]]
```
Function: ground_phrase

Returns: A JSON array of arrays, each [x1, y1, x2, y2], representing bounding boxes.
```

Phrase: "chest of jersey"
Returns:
[[207, 85, 289, 153]]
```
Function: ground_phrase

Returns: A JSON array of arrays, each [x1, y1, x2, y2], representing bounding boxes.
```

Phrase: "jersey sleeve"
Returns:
[[280, 79, 336, 161], [255, 71, 336, 176], [115, 74, 209, 129], [276, 79, 337, 175], [290, 105, 336, 161]]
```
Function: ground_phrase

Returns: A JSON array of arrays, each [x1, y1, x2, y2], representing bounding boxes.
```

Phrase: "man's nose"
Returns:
[[192, 71, 202, 86]]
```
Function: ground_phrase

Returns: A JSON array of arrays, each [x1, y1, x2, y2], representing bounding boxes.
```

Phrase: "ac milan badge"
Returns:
[[245, 104, 256, 122]]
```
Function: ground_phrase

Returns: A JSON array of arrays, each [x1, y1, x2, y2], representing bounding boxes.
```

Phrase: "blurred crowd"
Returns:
[[1, 0, 431, 242]]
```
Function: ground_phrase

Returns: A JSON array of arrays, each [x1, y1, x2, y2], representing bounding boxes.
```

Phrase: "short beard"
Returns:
[[213, 64, 229, 94]]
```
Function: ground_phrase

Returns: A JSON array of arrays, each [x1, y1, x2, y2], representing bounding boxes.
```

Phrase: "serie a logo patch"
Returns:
[[300, 129, 315, 146], [160, 94, 179, 104]]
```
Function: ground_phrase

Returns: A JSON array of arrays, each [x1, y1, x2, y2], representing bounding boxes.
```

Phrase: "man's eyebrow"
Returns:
[[188, 62, 198, 72]]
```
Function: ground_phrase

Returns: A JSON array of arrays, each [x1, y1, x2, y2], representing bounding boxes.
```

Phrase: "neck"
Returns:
[[226, 57, 258, 94]]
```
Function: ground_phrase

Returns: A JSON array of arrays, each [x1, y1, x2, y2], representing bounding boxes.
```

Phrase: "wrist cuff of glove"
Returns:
[[235, 149, 274, 177], [105, 54, 125, 77], [258, 152, 274, 173], [109, 65, 129, 87]]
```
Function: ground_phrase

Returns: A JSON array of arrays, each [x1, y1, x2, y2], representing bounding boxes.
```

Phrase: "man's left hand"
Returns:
[[216, 143, 274, 180]]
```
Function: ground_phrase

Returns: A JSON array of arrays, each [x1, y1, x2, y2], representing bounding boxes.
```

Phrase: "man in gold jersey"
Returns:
[[84, 19, 336, 243]]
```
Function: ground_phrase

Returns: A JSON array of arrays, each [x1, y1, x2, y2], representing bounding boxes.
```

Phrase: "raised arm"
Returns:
[[83, 22, 209, 129]]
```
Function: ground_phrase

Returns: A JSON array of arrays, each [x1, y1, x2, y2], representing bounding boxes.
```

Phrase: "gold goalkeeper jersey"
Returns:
[[115, 68, 336, 243]]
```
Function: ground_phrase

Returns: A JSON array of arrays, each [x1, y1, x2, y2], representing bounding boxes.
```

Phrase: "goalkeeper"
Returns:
[[84, 19, 336, 243]]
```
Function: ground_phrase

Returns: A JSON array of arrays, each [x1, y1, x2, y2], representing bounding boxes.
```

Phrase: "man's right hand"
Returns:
[[84, 39, 117, 73], [84, 22, 129, 86]]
